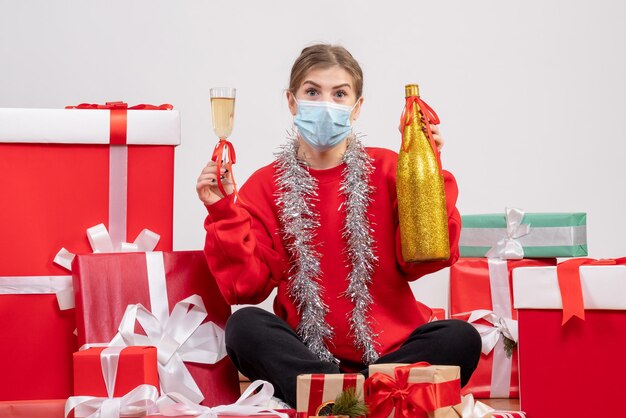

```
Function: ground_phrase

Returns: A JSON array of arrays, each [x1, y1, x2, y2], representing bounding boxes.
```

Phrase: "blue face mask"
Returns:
[[293, 99, 357, 151]]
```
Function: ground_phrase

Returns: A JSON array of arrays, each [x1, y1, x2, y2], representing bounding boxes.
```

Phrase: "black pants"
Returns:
[[225, 307, 481, 407]]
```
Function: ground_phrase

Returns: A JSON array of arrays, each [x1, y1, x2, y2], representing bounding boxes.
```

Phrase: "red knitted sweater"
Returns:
[[204, 147, 461, 369]]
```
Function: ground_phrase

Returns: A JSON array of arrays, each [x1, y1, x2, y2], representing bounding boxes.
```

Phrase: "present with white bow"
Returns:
[[512, 260, 626, 418], [0, 104, 179, 278], [73, 346, 159, 398], [72, 250, 241, 406], [459, 208, 587, 259], [146, 380, 296, 417], [0, 275, 77, 401], [66, 345, 160, 418], [449, 258, 555, 398], [461, 394, 525, 418]]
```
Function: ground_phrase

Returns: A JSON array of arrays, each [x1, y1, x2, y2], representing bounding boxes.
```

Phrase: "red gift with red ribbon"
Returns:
[[365, 363, 462, 418], [513, 258, 626, 418], [449, 258, 555, 398]]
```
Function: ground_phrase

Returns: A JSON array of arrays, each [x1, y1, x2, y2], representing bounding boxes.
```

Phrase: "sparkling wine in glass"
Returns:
[[210, 87, 236, 140]]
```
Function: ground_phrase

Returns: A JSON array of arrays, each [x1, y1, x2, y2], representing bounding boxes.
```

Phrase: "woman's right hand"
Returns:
[[196, 161, 235, 206]]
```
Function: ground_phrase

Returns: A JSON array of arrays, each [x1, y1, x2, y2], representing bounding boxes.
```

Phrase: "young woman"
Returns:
[[197, 44, 481, 407]]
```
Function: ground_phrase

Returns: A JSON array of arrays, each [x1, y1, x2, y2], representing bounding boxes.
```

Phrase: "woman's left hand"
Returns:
[[426, 123, 444, 151], [398, 121, 445, 151]]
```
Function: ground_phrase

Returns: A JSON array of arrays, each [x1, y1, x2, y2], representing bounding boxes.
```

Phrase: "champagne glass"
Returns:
[[210, 87, 236, 140], [209, 87, 237, 197]]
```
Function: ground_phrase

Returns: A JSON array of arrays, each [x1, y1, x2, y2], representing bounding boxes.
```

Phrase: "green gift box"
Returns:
[[459, 208, 587, 258]]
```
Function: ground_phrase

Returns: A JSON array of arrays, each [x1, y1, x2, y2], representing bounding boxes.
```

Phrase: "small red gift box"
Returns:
[[72, 250, 240, 406], [73, 346, 159, 397], [449, 257, 555, 398], [429, 307, 446, 321], [0, 276, 76, 401], [296, 373, 364, 417], [513, 259, 626, 418]]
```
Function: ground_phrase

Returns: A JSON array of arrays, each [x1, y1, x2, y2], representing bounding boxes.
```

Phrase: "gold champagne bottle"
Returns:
[[397, 84, 450, 262]]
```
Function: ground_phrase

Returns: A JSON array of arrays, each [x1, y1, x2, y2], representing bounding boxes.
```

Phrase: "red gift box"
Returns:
[[0, 104, 179, 277], [72, 250, 240, 406], [296, 373, 364, 417], [429, 307, 446, 321], [73, 346, 159, 397], [0, 104, 178, 401], [513, 260, 626, 418], [449, 258, 555, 398], [0, 276, 76, 401]]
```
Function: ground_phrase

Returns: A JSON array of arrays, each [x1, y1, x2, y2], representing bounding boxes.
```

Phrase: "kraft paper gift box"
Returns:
[[296, 373, 364, 417], [0, 276, 76, 400], [513, 258, 626, 418], [365, 363, 462, 418], [449, 257, 555, 398], [72, 250, 241, 407], [73, 346, 159, 397], [459, 208, 587, 258]]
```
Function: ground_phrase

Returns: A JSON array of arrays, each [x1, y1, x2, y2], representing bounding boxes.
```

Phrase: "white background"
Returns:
[[2, 1, 625, 313]]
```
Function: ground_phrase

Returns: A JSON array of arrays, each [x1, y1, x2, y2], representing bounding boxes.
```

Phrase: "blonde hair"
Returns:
[[289, 44, 363, 98]]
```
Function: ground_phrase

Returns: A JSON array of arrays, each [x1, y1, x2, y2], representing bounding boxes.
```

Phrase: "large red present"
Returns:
[[0, 276, 76, 400], [296, 373, 364, 417], [0, 103, 178, 401], [449, 257, 555, 398], [72, 250, 240, 406], [513, 258, 626, 418], [0, 103, 179, 277]]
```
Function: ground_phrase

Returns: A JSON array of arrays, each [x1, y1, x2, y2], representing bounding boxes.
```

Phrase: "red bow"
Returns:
[[400, 96, 442, 169], [65, 102, 173, 110], [211, 139, 238, 199], [365, 362, 460, 418], [557, 257, 626, 325], [65, 102, 173, 145]]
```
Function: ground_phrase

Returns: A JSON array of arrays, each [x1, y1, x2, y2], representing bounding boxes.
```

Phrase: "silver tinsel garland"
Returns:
[[275, 133, 379, 364]]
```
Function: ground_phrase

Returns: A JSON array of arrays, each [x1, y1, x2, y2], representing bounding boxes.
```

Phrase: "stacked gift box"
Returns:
[[0, 103, 258, 417], [449, 207, 587, 402]]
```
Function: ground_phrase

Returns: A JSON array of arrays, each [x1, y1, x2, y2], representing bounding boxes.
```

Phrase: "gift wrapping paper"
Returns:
[[366, 363, 462, 418], [296, 373, 364, 416], [0, 276, 76, 400], [459, 209, 587, 258], [449, 258, 555, 398], [73, 346, 159, 397], [513, 260, 626, 418], [72, 250, 240, 406]]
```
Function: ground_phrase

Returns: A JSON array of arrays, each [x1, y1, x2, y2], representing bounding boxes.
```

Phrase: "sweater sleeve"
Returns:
[[203, 183, 285, 305], [395, 169, 461, 279]]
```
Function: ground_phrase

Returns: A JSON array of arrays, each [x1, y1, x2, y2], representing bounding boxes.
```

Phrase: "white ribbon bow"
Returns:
[[109, 294, 227, 404], [156, 380, 290, 418], [485, 208, 530, 260], [54, 223, 160, 271], [461, 394, 495, 418], [65, 346, 159, 418], [464, 309, 518, 355]]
